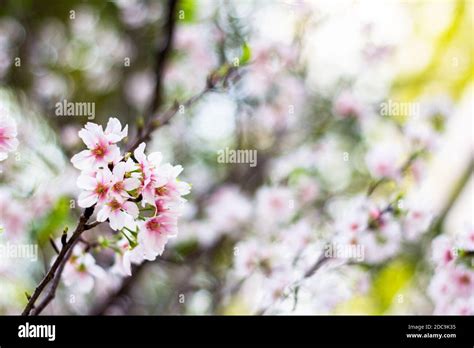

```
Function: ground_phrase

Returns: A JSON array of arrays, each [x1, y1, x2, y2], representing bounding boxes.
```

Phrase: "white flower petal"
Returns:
[[123, 201, 139, 219], [78, 191, 98, 208], [78, 128, 97, 149], [71, 150, 94, 170], [77, 174, 97, 190], [123, 178, 140, 191], [134, 142, 147, 163], [96, 205, 111, 222], [148, 152, 163, 166], [113, 161, 127, 180], [109, 210, 126, 230]]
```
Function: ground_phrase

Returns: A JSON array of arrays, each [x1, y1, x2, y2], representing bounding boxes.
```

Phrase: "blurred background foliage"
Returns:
[[0, 0, 472, 315]]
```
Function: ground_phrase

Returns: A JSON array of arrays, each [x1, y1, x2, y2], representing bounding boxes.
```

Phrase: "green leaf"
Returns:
[[30, 197, 72, 245]]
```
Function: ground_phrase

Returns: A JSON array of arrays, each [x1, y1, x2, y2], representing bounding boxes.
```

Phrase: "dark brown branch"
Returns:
[[146, 0, 179, 118], [84, 220, 101, 230], [30, 238, 76, 315], [135, 0, 178, 142], [22, 206, 94, 315]]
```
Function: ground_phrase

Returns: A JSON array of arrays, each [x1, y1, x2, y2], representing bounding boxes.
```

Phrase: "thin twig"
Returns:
[[367, 150, 423, 196], [49, 237, 60, 255], [256, 254, 331, 315], [84, 220, 101, 230]]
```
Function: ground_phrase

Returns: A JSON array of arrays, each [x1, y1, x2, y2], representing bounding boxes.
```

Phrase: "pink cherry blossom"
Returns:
[[429, 265, 474, 314], [109, 159, 141, 200], [295, 177, 319, 205], [138, 214, 178, 260], [333, 198, 369, 236], [111, 238, 133, 276], [256, 186, 295, 226], [71, 119, 190, 277], [205, 185, 252, 234], [449, 267, 474, 297], [282, 220, 314, 251], [459, 224, 474, 250], [71, 118, 127, 170], [234, 239, 276, 277], [431, 235, 455, 267], [97, 197, 139, 231], [261, 272, 295, 308], [365, 143, 404, 180], [428, 231, 474, 315], [104, 117, 128, 143], [404, 121, 438, 150], [0, 114, 19, 161], [0, 189, 29, 239], [331, 197, 402, 264], [448, 297, 474, 316], [112, 237, 149, 277], [152, 163, 191, 206], [133, 142, 167, 206], [402, 200, 433, 241], [77, 168, 113, 208], [62, 246, 106, 293], [359, 217, 401, 263], [333, 91, 366, 119]]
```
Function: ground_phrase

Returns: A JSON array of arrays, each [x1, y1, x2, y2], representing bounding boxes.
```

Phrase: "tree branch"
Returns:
[[146, 0, 179, 119], [22, 67, 237, 316], [22, 1, 186, 316], [21, 1, 242, 314], [22, 206, 94, 315]]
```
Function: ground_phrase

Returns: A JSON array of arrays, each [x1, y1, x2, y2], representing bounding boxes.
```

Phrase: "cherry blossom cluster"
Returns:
[[70, 118, 190, 278], [428, 226, 474, 315], [331, 195, 433, 264], [190, 119, 440, 313], [192, 91, 446, 313]]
